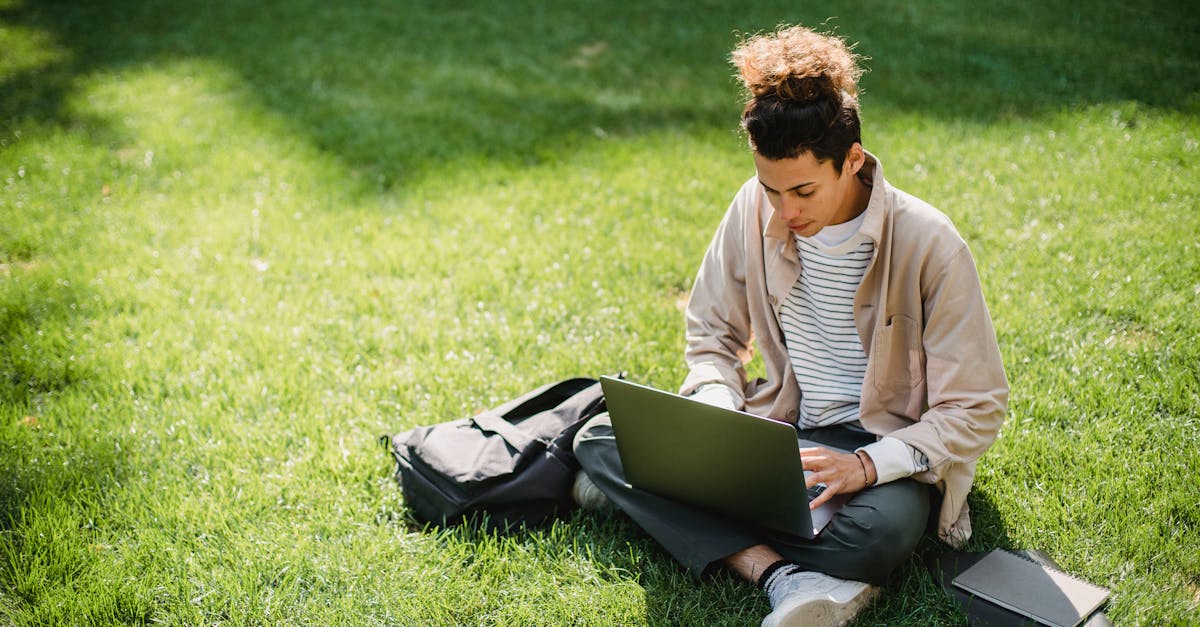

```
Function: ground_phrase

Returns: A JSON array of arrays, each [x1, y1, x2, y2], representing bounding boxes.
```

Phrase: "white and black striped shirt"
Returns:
[[782, 219, 873, 428]]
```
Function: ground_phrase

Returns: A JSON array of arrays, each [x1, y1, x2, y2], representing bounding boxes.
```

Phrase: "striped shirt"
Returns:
[[781, 215, 872, 428]]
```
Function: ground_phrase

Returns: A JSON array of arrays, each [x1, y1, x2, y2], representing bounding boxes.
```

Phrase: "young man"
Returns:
[[573, 25, 1008, 626]]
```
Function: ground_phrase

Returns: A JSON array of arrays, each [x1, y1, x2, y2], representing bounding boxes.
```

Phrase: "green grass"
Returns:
[[2, 0, 1198, 624]]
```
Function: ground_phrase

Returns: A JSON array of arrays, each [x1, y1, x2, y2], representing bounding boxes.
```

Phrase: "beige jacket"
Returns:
[[681, 152, 1008, 546]]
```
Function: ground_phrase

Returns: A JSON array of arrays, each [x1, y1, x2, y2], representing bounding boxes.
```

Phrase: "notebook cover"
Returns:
[[926, 550, 1113, 627], [950, 549, 1110, 627]]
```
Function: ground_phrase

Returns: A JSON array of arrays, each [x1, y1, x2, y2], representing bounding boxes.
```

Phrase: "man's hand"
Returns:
[[800, 447, 877, 509]]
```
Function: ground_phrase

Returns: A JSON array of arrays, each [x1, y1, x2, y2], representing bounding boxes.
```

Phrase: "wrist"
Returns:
[[854, 450, 877, 487]]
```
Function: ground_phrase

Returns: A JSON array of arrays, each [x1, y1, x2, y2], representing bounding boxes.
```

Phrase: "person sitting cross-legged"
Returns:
[[572, 23, 1008, 627]]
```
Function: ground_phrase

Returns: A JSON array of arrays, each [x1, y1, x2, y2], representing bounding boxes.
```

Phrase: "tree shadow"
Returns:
[[564, 510, 769, 625], [855, 2, 1199, 121], [0, 269, 122, 535], [0, 276, 87, 408], [1, 0, 739, 196], [3, 0, 1196, 197]]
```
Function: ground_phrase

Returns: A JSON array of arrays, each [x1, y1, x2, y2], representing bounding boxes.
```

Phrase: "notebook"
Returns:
[[599, 376, 850, 537], [951, 549, 1111, 627]]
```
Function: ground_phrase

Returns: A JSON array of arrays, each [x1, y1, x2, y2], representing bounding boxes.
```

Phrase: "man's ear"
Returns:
[[843, 143, 866, 177]]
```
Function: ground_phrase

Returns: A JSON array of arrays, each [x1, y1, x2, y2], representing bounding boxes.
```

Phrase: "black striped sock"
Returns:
[[757, 559, 799, 592]]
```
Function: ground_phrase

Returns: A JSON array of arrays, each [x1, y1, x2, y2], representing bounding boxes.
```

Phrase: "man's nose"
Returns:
[[779, 194, 802, 221]]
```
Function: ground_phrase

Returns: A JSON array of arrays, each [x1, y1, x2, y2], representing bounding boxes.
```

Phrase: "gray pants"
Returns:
[[573, 413, 930, 585]]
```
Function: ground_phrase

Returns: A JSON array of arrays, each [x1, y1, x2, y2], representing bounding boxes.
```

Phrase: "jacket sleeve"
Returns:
[[678, 190, 756, 408], [889, 245, 1009, 481]]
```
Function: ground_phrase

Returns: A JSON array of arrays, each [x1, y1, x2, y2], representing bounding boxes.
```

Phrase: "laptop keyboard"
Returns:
[[807, 484, 827, 500]]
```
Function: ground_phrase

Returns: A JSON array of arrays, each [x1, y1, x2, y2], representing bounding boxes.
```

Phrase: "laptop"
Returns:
[[600, 376, 850, 537]]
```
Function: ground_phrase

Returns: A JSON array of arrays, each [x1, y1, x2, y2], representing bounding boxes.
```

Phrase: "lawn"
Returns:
[[2, 0, 1198, 624]]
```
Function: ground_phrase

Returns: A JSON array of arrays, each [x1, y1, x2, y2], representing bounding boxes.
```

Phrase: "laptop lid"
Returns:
[[600, 376, 849, 538]]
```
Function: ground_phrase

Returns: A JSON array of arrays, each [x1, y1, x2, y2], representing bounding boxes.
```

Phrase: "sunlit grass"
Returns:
[[2, 0, 1198, 624]]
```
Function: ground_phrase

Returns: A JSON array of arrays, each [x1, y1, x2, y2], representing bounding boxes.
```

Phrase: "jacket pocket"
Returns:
[[870, 315, 926, 392]]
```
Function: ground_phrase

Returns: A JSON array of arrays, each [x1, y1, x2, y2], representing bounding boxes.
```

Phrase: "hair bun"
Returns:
[[774, 75, 836, 103], [732, 25, 864, 106]]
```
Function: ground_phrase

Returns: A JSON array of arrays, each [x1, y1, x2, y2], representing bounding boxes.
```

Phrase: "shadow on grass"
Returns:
[[400, 490, 1018, 624], [0, 269, 124, 539], [0, 274, 87, 408], [2, 0, 1197, 196], [560, 511, 769, 624], [0, 273, 142, 622], [850, 488, 1015, 625]]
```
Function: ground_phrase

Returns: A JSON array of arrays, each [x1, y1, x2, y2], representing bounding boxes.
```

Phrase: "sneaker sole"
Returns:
[[762, 584, 880, 627]]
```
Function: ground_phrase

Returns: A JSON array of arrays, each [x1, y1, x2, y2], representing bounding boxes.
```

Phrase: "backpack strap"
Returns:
[[470, 413, 539, 452], [493, 377, 600, 421]]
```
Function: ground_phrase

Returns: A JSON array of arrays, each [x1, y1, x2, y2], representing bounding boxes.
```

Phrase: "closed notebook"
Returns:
[[952, 549, 1110, 627]]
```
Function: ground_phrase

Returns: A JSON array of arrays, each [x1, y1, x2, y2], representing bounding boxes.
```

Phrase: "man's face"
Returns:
[[753, 146, 866, 237]]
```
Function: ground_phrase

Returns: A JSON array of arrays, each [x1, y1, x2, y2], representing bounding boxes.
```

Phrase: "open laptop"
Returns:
[[600, 376, 851, 538]]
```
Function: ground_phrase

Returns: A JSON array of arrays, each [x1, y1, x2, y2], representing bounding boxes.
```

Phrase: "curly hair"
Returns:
[[731, 25, 866, 168]]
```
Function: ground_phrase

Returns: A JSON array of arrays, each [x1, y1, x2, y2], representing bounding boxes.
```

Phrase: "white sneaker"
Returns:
[[570, 471, 612, 511], [761, 571, 880, 627]]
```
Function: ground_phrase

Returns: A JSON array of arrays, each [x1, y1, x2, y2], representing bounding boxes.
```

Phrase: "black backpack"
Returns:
[[383, 377, 612, 529]]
